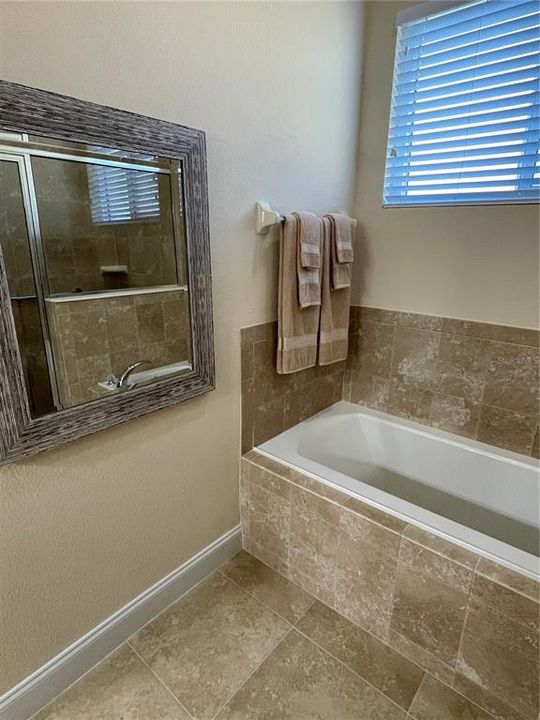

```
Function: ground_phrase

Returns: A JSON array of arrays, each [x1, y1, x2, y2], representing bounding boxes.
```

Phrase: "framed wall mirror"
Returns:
[[0, 80, 214, 464]]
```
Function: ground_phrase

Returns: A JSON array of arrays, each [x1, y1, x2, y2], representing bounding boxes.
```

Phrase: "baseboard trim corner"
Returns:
[[0, 525, 242, 720]]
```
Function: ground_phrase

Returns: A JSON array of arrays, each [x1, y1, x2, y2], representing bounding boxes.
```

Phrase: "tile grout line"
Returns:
[[230, 551, 503, 720], [290, 622, 416, 716], [403, 670, 427, 719], [127, 642, 196, 720], [216, 563, 317, 630], [208, 626, 297, 720]]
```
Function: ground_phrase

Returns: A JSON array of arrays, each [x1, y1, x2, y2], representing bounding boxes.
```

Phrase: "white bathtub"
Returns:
[[259, 401, 540, 580]]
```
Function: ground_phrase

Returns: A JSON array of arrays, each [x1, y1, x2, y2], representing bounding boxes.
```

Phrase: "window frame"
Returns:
[[382, 0, 540, 208]]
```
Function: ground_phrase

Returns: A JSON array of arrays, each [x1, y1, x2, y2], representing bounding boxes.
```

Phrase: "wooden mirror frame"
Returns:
[[0, 80, 214, 464]]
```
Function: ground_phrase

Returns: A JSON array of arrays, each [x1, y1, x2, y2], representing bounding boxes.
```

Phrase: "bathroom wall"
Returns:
[[353, 0, 539, 329], [0, 0, 363, 693]]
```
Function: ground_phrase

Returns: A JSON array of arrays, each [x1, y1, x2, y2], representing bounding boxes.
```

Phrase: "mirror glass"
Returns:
[[0, 132, 192, 418]]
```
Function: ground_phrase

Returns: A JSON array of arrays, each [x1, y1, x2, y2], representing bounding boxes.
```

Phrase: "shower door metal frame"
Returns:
[[0, 151, 62, 409], [0, 79, 214, 465]]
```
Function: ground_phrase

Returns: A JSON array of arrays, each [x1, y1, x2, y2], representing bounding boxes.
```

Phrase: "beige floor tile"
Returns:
[[409, 674, 494, 720], [296, 601, 424, 710], [33, 645, 190, 720], [216, 629, 406, 720], [220, 550, 315, 623], [130, 573, 289, 720]]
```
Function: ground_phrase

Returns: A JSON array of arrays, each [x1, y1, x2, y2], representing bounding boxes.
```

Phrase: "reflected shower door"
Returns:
[[0, 156, 57, 415]]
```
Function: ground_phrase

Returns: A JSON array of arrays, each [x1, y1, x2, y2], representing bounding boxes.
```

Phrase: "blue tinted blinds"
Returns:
[[87, 151, 160, 224], [383, 0, 540, 206]]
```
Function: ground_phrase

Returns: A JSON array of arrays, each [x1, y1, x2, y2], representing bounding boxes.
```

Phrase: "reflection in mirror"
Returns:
[[0, 133, 192, 418]]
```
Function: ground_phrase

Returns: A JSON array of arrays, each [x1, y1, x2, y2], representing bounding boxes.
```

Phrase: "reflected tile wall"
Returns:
[[48, 290, 190, 407], [240, 322, 344, 452], [240, 450, 540, 720], [345, 307, 540, 457]]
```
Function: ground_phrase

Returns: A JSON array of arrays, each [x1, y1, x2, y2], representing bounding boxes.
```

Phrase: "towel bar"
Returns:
[[255, 201, 357, 235], [255, 201, 284, 235]]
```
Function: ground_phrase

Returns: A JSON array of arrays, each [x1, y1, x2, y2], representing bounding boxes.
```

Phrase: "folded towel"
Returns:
[[327, 212, 354, 263], [277, 214, 320, 374], [318, 216, 352, 366], [293, 212, 322, 308], [325, 213, 355, 290], [294, 211, 322, 269]]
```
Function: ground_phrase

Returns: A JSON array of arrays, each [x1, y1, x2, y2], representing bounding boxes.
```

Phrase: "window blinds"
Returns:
[[383, 0, 540, 206], [87, 151, 160, 224]]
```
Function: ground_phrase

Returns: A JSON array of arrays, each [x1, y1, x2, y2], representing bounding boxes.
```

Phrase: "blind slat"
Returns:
[[87, 159, 160, 224], [384, 0, 540, 206]]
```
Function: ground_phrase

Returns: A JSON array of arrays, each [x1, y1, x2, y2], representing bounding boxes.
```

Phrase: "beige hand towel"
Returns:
[[325, 213, 355, 290], [294, 211, 322, 308], [277, 214, 320, 374], [318, 216, 351, 366], [294, 211, 322, 268]]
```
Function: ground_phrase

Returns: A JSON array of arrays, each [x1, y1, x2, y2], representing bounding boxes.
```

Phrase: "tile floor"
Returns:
[[34, 551, 497, 720]]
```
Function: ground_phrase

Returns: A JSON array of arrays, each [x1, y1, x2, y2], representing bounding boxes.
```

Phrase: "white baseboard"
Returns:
[[0, 525, 242, 720]]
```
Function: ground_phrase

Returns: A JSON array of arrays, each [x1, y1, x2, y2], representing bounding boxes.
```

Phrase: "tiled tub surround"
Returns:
[[241, 308, 539, 458], [48, 289, 191, 406], [240, 451, 540, 720], [345, 306, 540, 457], [240, 321, 344, 452]]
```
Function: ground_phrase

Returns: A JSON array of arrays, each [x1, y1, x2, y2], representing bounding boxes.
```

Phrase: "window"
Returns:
[[383, 0, 540, 206], [87, 150, 160, 224]]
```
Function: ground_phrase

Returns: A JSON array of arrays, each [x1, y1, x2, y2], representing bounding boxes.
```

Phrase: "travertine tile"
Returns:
[[453, 674, 530, 720], [456, 599, 539, 719], [216, 630, 406, 720], [475, 558, 539, 602], [409, 674, 493, 720], [334, 530, 399, 639], [482, 343, 539, 415], [429, 394, 481, 438], [289, 492, 341, 606], [402, 526, 479, 570], [348, 320, 394, 377], [477, 405, 537, 455], [297, 602, 424, 710], [247, 476, 291, 575], [433, 334, 490, 403], [387, 630, 455, 685], [391, 562, 469, 666], [292, 470, 351, 505], [467, 572, 539, 633], [386, 378, 433, 423], [350, 372, 390, 409], [397, 312, 445, 331], [441, 318, 539, 348], [399, 539, 473, 594], [244, 450, 300, 484], [34, 645, 190, 719], [220, 550, 315, 623], [252, 395, 286, 445], [346, 496, 408, 534], [392, 326, 440, 390], [130, 573, 289, 720]]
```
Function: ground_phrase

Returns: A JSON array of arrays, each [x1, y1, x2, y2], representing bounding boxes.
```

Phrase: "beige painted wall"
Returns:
[[0, 1, 363, 692], [353, 0, 539, 329]]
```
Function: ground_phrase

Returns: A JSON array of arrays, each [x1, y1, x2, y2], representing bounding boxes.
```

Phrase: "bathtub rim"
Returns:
[[256, 401, 540, 582]]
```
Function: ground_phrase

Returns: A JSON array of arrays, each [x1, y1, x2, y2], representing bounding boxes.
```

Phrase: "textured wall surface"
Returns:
[[0, 0, 363, 692], [352, 0, 539, 328]]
